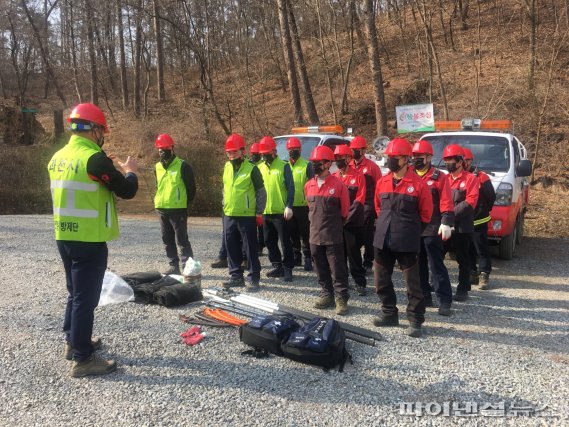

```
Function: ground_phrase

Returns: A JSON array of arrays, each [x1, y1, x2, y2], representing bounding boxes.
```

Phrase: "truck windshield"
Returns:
[[275, 136, 321, 161], [422, 135, 511, 172]]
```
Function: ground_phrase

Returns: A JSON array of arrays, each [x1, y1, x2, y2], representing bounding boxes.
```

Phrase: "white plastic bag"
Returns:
[[99, 271, 135, 306], [182, 257, 202, 288]]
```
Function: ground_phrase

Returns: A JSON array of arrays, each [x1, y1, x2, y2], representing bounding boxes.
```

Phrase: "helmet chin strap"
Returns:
[[92, 125, 105, 147]]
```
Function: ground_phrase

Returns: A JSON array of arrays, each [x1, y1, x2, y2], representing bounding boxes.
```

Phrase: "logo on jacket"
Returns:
[[329, 188, 335, 195], [363, 168, 368, 174], [427, 180, 433, 186], [407, 186, 414, 193], [460, 182, 466, 188], [350, 179, 356, 185]]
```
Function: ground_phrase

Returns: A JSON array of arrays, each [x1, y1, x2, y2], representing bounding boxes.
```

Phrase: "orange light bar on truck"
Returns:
[[435, 119, 513, 131], [292, 125, 344, 134]]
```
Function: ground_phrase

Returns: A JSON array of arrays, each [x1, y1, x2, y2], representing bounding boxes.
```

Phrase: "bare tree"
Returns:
[[523, 0, 538, 93], [153, 0, 166, 101], [85, 0, 99, 105], [117, 0, 129, 108]]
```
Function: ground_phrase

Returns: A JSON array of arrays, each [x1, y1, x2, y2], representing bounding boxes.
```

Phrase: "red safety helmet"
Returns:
[[155, 134, 174, 149], [68, 103, 109, 133], [309, 146, 335, 162], [350, 136, 367, 149], [412, 140, 434, 155], [258, 136, 276, 154], [250, 143, 260, 155], [384, 138, 412, 157], [462, 147, 474, 161], [442, 144, 465, 159], [286, 137, 301, 150], [334, 144, 353, 157], [226, 133, 245, 151]]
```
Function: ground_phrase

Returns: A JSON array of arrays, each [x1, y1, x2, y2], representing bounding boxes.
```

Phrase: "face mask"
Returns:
[[159, 150, 173, 163], [251, 154, 261, 163], [387, 157, 403, 173], [352, 149, 362, 160], [289, 150, 300, 161], [413, 158, 426, 170], [336, 159, 347, 170], [230, 157, 243, 168], [311, 162, 324, 175], [94, 127, 105, 148], [263, 154, 274, 164], [445, 162, 458, 173]]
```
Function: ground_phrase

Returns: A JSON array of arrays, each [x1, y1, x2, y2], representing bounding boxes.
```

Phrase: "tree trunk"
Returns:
[[287, 0, 319, 125], [364, 0, 388, 136], [316, 0, 337, 124], [133, 0, 143, 117], [524, 0, 537, 93], [85, 0, 99, 105], [69, 0, 82, 103], [117, 0, 129, 108], [153, 0, 166, 102], [277, 0, 303, 125]]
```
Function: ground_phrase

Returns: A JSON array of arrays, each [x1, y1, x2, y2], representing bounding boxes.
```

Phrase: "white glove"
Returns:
[[438, 224, 453, 241], [284, 207, 294, 220]]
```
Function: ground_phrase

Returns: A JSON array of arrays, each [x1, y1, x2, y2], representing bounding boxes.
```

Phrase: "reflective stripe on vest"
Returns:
[[48, 135, 119, 242], [474, 215, 491, 226], [258, 157, 287, 214], [290, 158, 308, 207], [154, 157, 187, 209], [223, 160, 256, 217]]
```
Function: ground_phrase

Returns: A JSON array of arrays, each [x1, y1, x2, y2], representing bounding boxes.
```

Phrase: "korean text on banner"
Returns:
[[396, 104, 435, 133]]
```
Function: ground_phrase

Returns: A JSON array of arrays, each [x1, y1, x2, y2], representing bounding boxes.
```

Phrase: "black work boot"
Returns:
[[222, 277, 245, 289], [373, 315, 399, 327], [470, 270, 479, 286], [164, 264, 181, 275], [438, 303, 452, 316], [283, 267, 293, 282], [266, 265, 284, 278], [453, 291, 469, 301], [424, 294, 434, 307], [407, 324, 422, 338], [211, 258, 228, 269], [303, 257, 313, 271]]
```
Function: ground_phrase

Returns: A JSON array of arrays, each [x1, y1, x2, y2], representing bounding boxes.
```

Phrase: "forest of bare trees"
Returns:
[[1, 0, 568, 149]]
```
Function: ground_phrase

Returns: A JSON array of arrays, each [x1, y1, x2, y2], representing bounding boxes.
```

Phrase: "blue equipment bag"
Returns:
[[239, 314, 300, 356]]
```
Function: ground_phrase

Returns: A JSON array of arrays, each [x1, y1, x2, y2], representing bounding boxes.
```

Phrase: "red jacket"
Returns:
[[413, 166, 455, 236], [333, 166, 366, 228], [447, 170, 479, 233], [472, 170, 496, 225], [374, 168, 433, 253], [349, 157, 382, 209], [304, 174, 350, 245]]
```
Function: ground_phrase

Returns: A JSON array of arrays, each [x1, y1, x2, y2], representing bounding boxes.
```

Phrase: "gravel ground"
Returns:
[[0, 215, 567, 426]]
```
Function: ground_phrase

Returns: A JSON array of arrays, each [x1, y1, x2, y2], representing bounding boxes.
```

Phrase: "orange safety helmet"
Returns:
[[384, 138, 412, 157], [68, 103, 109, 133], [225, 134, 246, 152], [309, 146, 335, 162], [155, 133, 174, 149], [412, 140, 434, 155], [286, 137, 301, 150], [442, 144, 465, 159], [250, 143, 261, 155], [334, 144, 353, 157], [258, 136, 277, 154], [462, 147, 474, 161], [350, 136, 367, 149]]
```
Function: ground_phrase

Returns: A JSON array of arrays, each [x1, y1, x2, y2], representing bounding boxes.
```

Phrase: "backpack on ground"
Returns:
[[281, 317, 351, 372], [239, 314, 300, 356]]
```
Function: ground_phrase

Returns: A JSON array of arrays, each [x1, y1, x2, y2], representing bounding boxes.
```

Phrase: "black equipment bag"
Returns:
[[239, 314, 300, 356], [281, 317, 350, 372]]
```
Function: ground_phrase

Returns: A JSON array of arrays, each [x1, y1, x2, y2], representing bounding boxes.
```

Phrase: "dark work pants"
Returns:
[[289, 206, 311, 262], [344, 226, 366, 287], [224, 216, 261, 282], [58, 241, 107, 362], [160, 212, 193, 266], [264, 214, 295, 269], [470, 223, 492, 274], [445, 232, 472, 294], [257, 225, 265, 251], [362, 205, 376, 267], [219, 214, 247, 260], [311, 243, 349, 300], [419, 235, 453, 304], [374, 247, 425, 325]]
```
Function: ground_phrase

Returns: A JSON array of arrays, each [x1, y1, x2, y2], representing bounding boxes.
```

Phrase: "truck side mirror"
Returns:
[[516, 159, 532, 177]]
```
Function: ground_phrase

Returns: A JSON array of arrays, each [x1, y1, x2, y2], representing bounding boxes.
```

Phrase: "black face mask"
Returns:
[[387, 157, 403, 173], [251, 154, 261, 163], [445, 162, 458, 173], [336, 159, 347, 170], [263, 154, 274, 164], [469, 165, 476, 173], [311, 162, 324, 175], [230, 157, 243, 168], [413, 158, 426, 170], [289, 150, 300, 161], [159, 150, 173, 163], [352, 149, 362, 161]]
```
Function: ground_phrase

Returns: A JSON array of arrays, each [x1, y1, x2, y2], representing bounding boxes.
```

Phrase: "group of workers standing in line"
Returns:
[[48, 102, 496, 377]]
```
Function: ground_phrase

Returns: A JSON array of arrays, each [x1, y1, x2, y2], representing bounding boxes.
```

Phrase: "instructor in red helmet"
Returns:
[[372, 138, 433, 338], [48, 103, 138, 377], [154, 134, 196, 275]]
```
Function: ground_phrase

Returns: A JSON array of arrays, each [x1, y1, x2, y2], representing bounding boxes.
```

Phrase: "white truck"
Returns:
[[418, 119, 532, 259]]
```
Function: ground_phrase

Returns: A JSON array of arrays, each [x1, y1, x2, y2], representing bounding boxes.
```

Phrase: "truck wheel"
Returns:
[[516, 213, 524, 245], [499, 222, 517, 260]]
